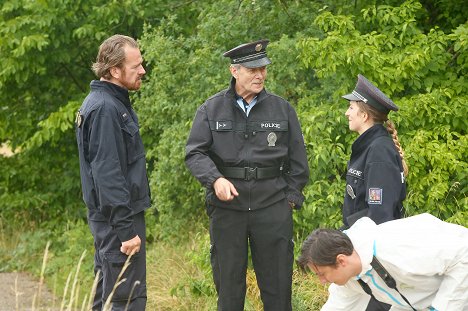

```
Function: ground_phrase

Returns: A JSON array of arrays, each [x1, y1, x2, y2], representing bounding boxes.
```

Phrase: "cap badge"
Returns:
[[267, 132, 277, 147], [75, 110, 82, 127], [255, 43, 262, 52], [346, 184, 356, 199]]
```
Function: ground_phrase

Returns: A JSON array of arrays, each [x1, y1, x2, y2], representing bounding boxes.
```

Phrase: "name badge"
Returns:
[[215, 120, 232, 131]]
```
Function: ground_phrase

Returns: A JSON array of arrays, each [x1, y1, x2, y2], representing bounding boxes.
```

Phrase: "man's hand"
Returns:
[[213, 177, 239, 201], [120, 235, 141, 256]]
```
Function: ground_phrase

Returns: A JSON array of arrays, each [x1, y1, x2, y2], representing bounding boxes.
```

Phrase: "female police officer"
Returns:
[[341, 74, 408, 229], [341, 74, 408, 311]]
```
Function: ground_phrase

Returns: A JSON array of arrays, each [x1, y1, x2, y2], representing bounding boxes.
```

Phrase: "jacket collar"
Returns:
[[90, 80, 131, 108], [351, 124, 389, 155]]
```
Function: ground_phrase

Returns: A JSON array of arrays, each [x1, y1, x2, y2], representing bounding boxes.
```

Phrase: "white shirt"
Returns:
[[322, 213, 468, 311]]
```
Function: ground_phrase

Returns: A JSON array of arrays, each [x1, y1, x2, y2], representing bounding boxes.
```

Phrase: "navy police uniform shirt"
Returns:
[[75, 80, 151, 242], [343, 124, 406, 227]]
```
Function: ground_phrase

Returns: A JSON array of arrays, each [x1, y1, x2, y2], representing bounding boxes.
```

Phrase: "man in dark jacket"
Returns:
[[185, 39, 309, 311], [76, 34, 150, 310]]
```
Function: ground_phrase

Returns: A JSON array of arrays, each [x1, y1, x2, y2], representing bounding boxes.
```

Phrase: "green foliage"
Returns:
[[0, 0, 170, 223], [0, 0, 467, 307], [297, 0, 467, 229]]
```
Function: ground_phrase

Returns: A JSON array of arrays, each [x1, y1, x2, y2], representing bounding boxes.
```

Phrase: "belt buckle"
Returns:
[[244, 167, 257, 181]]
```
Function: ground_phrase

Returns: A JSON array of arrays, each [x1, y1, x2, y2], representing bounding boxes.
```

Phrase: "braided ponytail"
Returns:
[[385, 120, 409, 176], [356, 101, 409, 176]]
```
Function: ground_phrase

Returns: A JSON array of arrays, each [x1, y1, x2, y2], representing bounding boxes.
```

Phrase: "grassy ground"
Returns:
[[145, 228, 328, 310], [0, 220, 328, 310]]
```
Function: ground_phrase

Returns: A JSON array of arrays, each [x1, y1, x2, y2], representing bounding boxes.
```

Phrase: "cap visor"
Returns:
[[342, 93, 360, 101], [240, 57, 271, 68]]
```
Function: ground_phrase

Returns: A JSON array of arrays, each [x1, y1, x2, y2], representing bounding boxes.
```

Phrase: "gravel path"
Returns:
[[0, 272, 58, 311]]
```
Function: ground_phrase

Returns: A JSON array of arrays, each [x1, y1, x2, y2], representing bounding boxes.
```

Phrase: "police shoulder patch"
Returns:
[[368, 188, 383, 204]]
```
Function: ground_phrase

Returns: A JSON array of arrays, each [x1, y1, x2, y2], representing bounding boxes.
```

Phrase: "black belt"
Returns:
[[219, 166, 283, 181]]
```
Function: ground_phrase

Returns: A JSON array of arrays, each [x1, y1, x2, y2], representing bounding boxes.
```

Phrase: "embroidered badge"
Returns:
[[214, 120, 232, 131], [346, 184, 356, 199], [267, 132, 277, 146], [75, 110, 82, 127], [368, 188, 383, 204], [216, 121, 227, 130]]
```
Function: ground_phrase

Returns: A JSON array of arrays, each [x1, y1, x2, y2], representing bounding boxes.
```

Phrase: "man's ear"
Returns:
[[229, 66, 238, 79], [110, 66, 120, 79], [336, 254, 348, 267]]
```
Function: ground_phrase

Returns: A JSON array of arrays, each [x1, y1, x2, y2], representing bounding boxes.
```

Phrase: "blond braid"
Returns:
[[385, 120, 409, 176], [356, 102, 409, 177]]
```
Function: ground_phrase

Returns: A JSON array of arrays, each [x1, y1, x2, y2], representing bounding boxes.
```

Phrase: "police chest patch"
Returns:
[[368, 188, 383, 205]]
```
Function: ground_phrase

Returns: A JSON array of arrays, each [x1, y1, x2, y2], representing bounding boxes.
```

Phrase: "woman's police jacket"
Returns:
[[185, 78, 309, 211], [343, 124, 406, 227]]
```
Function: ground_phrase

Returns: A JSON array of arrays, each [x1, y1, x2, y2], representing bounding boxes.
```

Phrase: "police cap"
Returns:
[[342, 74, 398, 113], [223, 39, 271, 68]]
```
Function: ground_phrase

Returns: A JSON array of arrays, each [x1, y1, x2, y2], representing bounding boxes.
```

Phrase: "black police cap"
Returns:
[[342, 74, 399, 113], [223, 39, 272, 68]]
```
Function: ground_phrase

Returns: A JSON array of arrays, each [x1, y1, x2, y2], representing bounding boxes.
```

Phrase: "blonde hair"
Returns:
[[92, 34, 139, 79], [356, 101, 409, 176]]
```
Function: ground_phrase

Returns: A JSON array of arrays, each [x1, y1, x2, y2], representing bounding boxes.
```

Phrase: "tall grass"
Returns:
[[146, 231, 328, 310], [1, 221, 328, 310]]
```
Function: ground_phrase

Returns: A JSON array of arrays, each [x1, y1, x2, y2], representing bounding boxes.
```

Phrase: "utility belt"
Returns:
[[218, 166, 283, 181]]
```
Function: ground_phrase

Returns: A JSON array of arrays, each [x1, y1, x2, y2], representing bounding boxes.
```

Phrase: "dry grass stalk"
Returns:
[[37, 241, 51, 308], [80, 293, 88, 311], [66, 250, 87, 311], [86, 270, 100, 310], [124, 280, 141, 311], [31, 293, 37, 311], [59, 271, 73, 310], [102, 253, 134, 311]]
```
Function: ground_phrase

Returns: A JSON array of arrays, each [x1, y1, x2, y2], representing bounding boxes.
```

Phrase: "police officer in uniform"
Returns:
[[341, 74, 408, 311], [185, 39, 309, 311], [76, 35, 150, 310]]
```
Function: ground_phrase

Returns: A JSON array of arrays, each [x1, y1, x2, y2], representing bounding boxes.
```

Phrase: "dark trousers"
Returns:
[[366, 296, 391, 311], [209, 199, 294, 311], [88, 211, 147, 311]]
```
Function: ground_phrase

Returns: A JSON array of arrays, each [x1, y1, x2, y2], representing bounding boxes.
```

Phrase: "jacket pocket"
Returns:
[[122, 119, 145, 164]]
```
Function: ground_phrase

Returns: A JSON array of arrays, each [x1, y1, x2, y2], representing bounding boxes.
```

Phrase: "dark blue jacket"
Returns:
[[343, 124, 406, 227], [76, 80, 150, 242]]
